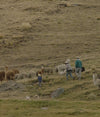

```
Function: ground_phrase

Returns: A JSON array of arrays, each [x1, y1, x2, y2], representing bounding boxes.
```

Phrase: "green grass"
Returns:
[[0, 100, 100, 117], [0, 0, 100, 116], [0, 72, 100, 117]]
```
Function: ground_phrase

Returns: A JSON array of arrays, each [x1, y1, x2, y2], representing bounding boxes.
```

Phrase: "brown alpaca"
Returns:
[[12, 69, 19, 74], [6, 71, 15, 80], [43, 68, 53, 74], [0, 71, 5, 83], [5, 66, 19, 81]]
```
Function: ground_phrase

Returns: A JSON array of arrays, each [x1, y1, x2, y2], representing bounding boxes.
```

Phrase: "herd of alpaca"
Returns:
[[0, 66, 19, 82], [0, 65, 100, 90], [0, 66, 54, 83]]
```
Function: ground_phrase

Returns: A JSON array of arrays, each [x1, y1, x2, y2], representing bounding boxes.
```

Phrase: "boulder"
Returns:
[[51, 88, 64, 98]]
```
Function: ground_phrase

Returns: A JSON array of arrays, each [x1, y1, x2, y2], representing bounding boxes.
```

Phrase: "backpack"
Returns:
[[81, 67, 85, 72]]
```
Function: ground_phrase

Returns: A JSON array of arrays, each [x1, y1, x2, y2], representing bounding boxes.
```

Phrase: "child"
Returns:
[[37, 71, 42, 87]]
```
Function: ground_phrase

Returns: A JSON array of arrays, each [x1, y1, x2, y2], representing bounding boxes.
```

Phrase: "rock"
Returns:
[[88, 93, 97, 100], [51, 88, 64, 98], [41, 107, 48, 110]]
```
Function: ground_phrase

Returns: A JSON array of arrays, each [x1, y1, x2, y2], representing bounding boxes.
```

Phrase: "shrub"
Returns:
[[21, 22, 32, 30], [97, 18, 100, 20], [0, 34, 4, 39]]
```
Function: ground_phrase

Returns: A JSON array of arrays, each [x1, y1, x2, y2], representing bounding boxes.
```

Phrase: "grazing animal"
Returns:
[[0, 71, 5, 83], [12, 69, 19, 74], [27, 71, 35, 78], [97, 74, 100, 79], [5, 66, 19, 81], [6, 71, 15, 80], [55, 64, 66, 75], [43, 68, 53, 74], [0, 67, 20, 82], [36, 67, 53, 76], [41, 66, 53, 74], [93, 72, 100, 89]]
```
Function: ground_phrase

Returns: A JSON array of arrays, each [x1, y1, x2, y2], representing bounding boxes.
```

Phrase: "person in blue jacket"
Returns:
[[75, 57, 82, 80]]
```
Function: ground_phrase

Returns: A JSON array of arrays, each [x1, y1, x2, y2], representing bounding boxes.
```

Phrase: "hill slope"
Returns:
[[0, 1, 100, 116], [0, 0, 99, 70]]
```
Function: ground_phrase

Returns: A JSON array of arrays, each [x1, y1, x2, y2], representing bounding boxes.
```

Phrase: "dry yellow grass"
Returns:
[[0, 0, 99, 69], [0, 34, 4, 39], [0, 0, 99, 95]]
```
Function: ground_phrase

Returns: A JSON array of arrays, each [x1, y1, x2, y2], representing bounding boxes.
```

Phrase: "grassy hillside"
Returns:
[[0, 0, 100, 117], [0, 72, 100, 117], [0, 0, 99, 68]]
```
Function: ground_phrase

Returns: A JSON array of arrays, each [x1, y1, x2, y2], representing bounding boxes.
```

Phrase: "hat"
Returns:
[[65, 59, 70, 64], [76, 56, 80, 59], [65, 60, 69, 64]]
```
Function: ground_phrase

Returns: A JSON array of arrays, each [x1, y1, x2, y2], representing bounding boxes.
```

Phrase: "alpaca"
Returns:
[[93, 72, 100, 89], [41, 66, 53, 74], [55, 64, 66, 75], [0, 71, 5, 83], [6, 71, 15, 80], [97, 74, 100, 79], [5, 66, 19, 81], [28, 71, 35, 78], [12, 69, 19, 74], [43, 68, 53, 74]]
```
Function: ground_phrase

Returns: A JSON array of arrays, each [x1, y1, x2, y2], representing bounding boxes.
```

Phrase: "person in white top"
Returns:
[[65, 59, 74, 80]]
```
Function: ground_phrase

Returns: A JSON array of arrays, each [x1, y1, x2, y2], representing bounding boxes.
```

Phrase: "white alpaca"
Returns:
[[93, 73, 100, 89], [55, 64, 66, 75]]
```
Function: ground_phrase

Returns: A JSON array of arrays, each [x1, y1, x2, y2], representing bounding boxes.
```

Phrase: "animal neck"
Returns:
[[93, 73, 97, 84], [5, 67, 8, 80]]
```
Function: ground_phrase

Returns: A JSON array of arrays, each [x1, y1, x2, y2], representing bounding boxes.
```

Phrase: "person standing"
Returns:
[[65, 59, 74, 80], [75, 57, 82, 80], [37, 71, 42, 87]]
